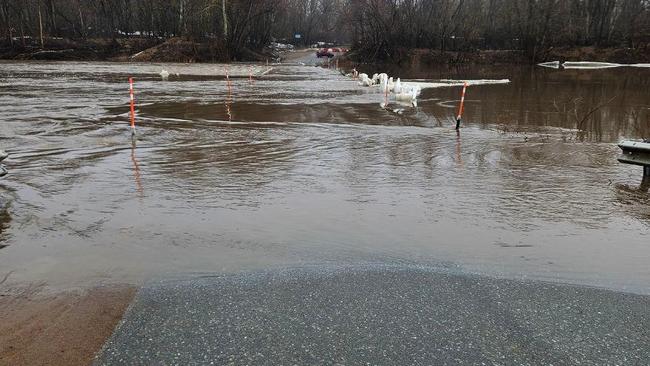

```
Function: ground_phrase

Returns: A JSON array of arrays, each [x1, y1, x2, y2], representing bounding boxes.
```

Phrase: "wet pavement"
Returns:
[[0, 59, 649, 293], [95, 264, 650, 365]]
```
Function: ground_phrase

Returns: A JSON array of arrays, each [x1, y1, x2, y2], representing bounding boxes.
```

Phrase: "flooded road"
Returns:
[[0, 60, 648, 293]]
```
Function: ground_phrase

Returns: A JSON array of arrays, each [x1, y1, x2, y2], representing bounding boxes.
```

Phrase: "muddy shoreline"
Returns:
[[0, 37, 272, 63], [0, 285, 135, 366]]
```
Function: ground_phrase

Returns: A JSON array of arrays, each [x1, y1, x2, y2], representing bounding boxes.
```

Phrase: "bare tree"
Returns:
[[0, 0, 647, 62]]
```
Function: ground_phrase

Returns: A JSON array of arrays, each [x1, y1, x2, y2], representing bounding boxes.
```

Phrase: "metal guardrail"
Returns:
[[0, 150, 7, 177], [618, 140, 650, 177]]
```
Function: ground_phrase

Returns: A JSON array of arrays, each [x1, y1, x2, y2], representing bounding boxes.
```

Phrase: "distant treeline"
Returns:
[[0, 0, 648, 61], [0, 0, 350, 59], [348, 0, 650, 61]]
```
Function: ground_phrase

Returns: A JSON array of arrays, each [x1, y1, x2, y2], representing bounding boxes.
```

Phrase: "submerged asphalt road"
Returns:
[[95, 265, 649, 365]]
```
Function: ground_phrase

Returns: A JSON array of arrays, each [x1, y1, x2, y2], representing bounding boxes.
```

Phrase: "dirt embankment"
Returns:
[[0, 37, 161, 61], [126, 37, 228, 63], [0, 37, 274, 63], [0, 284, 135, 366]]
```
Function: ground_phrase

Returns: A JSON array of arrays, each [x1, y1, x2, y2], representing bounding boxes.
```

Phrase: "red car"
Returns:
[[316, 48, 335, 58]]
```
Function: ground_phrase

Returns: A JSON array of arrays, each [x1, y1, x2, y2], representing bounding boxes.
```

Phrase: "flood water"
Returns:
[[0, 60, 649, 293]]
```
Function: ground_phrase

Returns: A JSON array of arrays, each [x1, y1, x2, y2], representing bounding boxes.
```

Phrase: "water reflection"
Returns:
[[131, 139, 144, 197], [640, 178, 650, 193], [616, 176, 650, 194], [455, 130, 463, 167], [614, 177, 650, 222], [386, 66, 650, 142], [225, 72, 233, 122]]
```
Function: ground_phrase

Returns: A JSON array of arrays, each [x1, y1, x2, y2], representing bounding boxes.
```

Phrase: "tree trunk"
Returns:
[[179, 0, 185, 36], [222, 0, 228, 37], [19, 8, 25, 47], [79, 7, 85, 38], [38, 4, 44, 48], [47, 0, 57, 36], [0, 3, 5, 40]]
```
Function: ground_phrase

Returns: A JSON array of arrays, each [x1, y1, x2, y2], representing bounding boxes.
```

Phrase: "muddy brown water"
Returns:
[[0, 60, 648, 293]]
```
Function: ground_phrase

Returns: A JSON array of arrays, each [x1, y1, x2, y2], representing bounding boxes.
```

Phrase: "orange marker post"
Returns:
[[456, 82, 468, 130], [129, 77, 136, 136]]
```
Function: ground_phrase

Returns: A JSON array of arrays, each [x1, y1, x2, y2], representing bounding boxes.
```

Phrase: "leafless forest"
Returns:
[[1, 0, 649, 61]]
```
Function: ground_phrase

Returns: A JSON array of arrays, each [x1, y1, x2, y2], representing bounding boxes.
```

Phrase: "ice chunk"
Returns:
[[538, 61, 560, 69], [402, 79, 510, 90], [561, 61, 621, 69]]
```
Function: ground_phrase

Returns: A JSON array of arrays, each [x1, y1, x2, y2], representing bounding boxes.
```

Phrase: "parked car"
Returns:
[[271, 42, 294, 51], [316, 48, 334, 58]]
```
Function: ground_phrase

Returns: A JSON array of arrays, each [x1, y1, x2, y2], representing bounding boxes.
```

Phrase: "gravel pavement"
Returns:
[[95, 264, 650, 365]]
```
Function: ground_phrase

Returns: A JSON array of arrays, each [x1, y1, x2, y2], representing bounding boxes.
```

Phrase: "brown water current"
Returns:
[[0, 60, 648, 293]]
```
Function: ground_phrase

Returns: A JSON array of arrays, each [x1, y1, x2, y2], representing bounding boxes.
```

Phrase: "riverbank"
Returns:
[[0, 37, 273, 63], [0, 285, 135, 366], [2, 37, 648, 65], [347, 46, 650, 66]]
